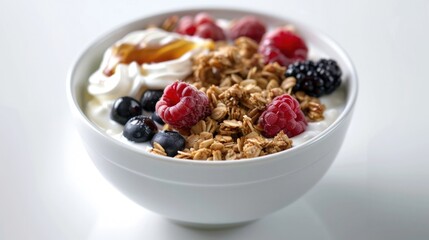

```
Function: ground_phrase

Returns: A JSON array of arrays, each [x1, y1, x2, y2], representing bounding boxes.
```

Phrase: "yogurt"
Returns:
[[86, 28, 213, 137], [84, 27, 346, 158], [86, 86, 346, 152], [87, 28, 213, 102]]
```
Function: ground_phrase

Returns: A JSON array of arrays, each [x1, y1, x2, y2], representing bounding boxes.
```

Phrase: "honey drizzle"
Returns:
[[103, 39, 201, 76]]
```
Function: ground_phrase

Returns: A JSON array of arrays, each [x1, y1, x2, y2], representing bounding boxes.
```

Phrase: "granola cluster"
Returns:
[[153, 37, 326, 160]]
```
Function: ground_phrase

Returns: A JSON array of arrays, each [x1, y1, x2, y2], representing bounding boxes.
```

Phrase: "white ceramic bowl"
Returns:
[[67, 8, 358, 227]]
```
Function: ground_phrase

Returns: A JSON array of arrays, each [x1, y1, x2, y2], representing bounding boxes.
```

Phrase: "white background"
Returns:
[[1, 0, 429, 239]]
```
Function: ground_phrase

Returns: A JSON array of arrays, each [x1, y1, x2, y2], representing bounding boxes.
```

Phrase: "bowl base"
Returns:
[[168, 218, 256, 229]]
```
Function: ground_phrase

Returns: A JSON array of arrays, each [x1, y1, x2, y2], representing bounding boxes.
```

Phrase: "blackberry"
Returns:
[[285, 59, 342, 97]]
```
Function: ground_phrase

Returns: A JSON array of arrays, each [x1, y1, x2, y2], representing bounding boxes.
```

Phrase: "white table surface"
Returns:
[[1, 0, 429, 239]]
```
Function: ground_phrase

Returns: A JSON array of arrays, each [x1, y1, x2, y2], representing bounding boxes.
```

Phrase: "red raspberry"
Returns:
[[259, 45, 290, 67], [174, 13, 226, 41], [259, 28, 308, 66], [194, 12, 215, 26], [156, 81, 211, 129], [229, 16, 266, 43], [175, 15, 196, 35], [195, 22, 226, 41], [258, 94, 307, 138]]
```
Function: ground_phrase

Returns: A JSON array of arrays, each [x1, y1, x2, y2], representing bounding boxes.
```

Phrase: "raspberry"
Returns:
[[155, 81, 211, 129], [195, 22, 226, 41], [259, 45, 290, 67], [175, 13, 226, 41], [229, 16, 266, 43], [175, 16, 196, 35], [285, 59, 342, 97], [259, 28, 308, 66], [258, 94, 307, 138], [194, 12, 214, 26]]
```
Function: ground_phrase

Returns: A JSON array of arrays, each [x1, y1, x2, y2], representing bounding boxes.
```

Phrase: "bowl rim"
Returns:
[[66, 7, 358, 166]]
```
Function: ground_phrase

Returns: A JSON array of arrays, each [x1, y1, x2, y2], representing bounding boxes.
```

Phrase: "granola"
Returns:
[[169, 37, 323, 160], [85, 13, 343, 162]]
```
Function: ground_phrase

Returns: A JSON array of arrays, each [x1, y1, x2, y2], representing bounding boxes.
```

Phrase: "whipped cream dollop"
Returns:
[[86, 28, 213, 136], [87, 28, 212, 101]]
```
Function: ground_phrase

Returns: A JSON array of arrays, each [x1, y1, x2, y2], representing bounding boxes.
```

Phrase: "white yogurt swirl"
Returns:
[[87, 28, 211, 101]]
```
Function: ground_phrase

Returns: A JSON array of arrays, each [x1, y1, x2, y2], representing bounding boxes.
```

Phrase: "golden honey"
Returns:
[[103, 39, 213, 76]]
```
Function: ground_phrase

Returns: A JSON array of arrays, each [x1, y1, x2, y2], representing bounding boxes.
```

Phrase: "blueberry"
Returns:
[[151, 131, 185, 157], [151, 111, 164, 125], [123, 116, 158, 142], [111, 97, 142, 125], [140, 90, 164, 112]]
